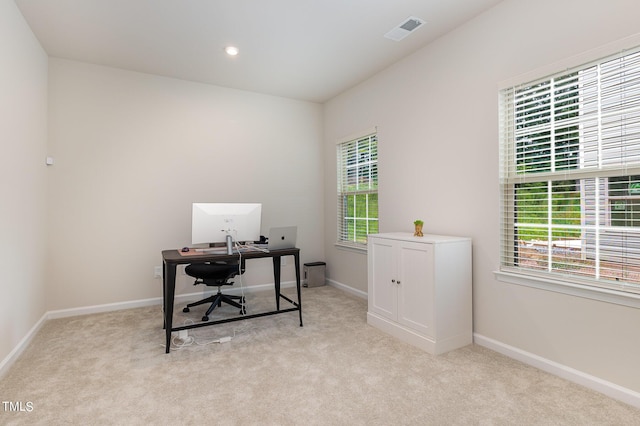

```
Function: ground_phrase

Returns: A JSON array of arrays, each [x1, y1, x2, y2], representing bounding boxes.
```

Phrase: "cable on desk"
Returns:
[[232, 240, 246, 316], [232, 239, 272, 317]]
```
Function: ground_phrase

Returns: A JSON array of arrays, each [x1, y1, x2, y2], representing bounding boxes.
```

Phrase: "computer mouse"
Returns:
[[181, 247, 190, 252]]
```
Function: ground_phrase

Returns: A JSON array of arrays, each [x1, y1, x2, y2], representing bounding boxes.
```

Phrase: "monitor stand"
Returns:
[[226, 234, 234, 255]]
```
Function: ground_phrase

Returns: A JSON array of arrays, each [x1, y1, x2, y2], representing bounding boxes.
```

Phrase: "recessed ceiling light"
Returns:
[[225, 46, 239, 56]]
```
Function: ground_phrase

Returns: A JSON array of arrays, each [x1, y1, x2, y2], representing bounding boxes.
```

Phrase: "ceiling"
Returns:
[[15, 0, 502, 103]]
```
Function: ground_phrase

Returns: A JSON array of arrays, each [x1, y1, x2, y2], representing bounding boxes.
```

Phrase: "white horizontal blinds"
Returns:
[[337, 133, 378, 246], [500, 47, 640, 293]]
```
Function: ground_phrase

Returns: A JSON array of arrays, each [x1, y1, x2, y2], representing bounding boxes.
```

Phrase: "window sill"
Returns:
[[494, 269, 640, 309], [334, 242, 368, 254]]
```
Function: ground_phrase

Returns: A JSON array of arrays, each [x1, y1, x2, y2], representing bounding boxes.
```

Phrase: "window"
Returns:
[[499, 47, 640, 296], [337, 133, 378, 248]]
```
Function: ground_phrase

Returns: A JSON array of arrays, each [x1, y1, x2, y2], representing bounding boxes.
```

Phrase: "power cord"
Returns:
[[231, 240, 247, 317], [162, 318, 235, 350], [165, 325, 254, 349], [164, 293, 258, 350], [232, 239, 270, 314]]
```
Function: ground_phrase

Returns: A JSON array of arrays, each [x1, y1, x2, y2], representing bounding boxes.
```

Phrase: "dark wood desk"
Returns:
[[161, 247, 302, 353]]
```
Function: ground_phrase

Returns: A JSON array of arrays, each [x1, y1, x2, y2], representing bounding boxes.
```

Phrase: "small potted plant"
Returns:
[[413, 220, 424, 237]]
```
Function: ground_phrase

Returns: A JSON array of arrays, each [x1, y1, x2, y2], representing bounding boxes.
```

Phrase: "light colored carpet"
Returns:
[[1, 285, 639, 425]]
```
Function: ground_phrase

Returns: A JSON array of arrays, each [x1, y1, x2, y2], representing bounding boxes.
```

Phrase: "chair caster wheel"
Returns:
[[202, 315, 209, 322], [239, 307, 246, 315], [183, 307, 190, 313]]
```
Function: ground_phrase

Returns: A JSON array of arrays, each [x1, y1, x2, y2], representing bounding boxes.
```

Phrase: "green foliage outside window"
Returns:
[[344, 193, 378, 243], [338, 134, 378, 245], [515, 180, 581, 240]]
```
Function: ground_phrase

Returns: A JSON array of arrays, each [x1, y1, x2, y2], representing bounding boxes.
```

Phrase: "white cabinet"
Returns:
[[367, 232, 472, 355]]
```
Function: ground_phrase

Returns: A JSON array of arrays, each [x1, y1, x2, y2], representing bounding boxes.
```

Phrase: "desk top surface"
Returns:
[[162, 247, 299, 263]]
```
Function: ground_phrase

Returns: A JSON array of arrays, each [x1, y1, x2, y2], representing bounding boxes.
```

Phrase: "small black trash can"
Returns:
[[303, 262, 326, 288]]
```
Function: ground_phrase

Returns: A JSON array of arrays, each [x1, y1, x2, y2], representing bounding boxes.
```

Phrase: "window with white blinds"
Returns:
[[337, 133, 378, 248], [499, 47, 640, 295]]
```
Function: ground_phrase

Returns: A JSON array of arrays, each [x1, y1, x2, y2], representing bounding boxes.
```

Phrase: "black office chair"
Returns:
[[182, 260, 246, 321]]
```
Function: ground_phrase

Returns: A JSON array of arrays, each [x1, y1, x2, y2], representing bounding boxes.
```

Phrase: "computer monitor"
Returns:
[[191, 203, 262, 245]]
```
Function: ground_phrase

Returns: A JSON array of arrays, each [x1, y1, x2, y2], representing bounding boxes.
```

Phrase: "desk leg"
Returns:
[[162, 262, 167, 330], [163, 262, 177, 353], [294, 252, 303, 326], [272, 256, 281, 311]]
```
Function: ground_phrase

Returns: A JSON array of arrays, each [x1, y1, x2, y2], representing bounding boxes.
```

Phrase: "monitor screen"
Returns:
[[192, 203, 262, 245]]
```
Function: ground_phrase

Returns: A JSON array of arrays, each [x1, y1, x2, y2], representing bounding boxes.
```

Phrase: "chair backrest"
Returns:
[[185, 262, 243, 286]]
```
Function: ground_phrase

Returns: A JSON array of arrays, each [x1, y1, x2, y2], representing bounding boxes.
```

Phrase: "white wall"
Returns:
[[0, 0, 48, 363], [324, 0, 640, 393], [47, 59, 324, 310]]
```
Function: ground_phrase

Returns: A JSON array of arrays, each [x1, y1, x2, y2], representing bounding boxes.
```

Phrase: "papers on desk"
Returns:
[[177, 247, 228, 256], [194, 247, 228, 254]]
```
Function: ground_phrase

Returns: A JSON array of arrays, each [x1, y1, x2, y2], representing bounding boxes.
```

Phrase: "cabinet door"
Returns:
[[397, 241, 434, 337], [368, 237, 397, 320]]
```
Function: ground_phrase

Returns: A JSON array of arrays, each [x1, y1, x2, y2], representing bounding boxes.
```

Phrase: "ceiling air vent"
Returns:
[[384, 16, 425, 41]]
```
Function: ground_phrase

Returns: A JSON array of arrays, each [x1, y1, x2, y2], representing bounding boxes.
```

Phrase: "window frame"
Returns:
[[497, 45, 640, 308], [336, 131, 378, 251]]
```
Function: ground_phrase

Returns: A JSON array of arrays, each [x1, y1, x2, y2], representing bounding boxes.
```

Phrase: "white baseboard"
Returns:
[[0, 314, 47, 379], [474, 333, 640, 409], [0, 280, 297, 379], [46, 297, 163, 320], [327, 278, 367, 299]]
